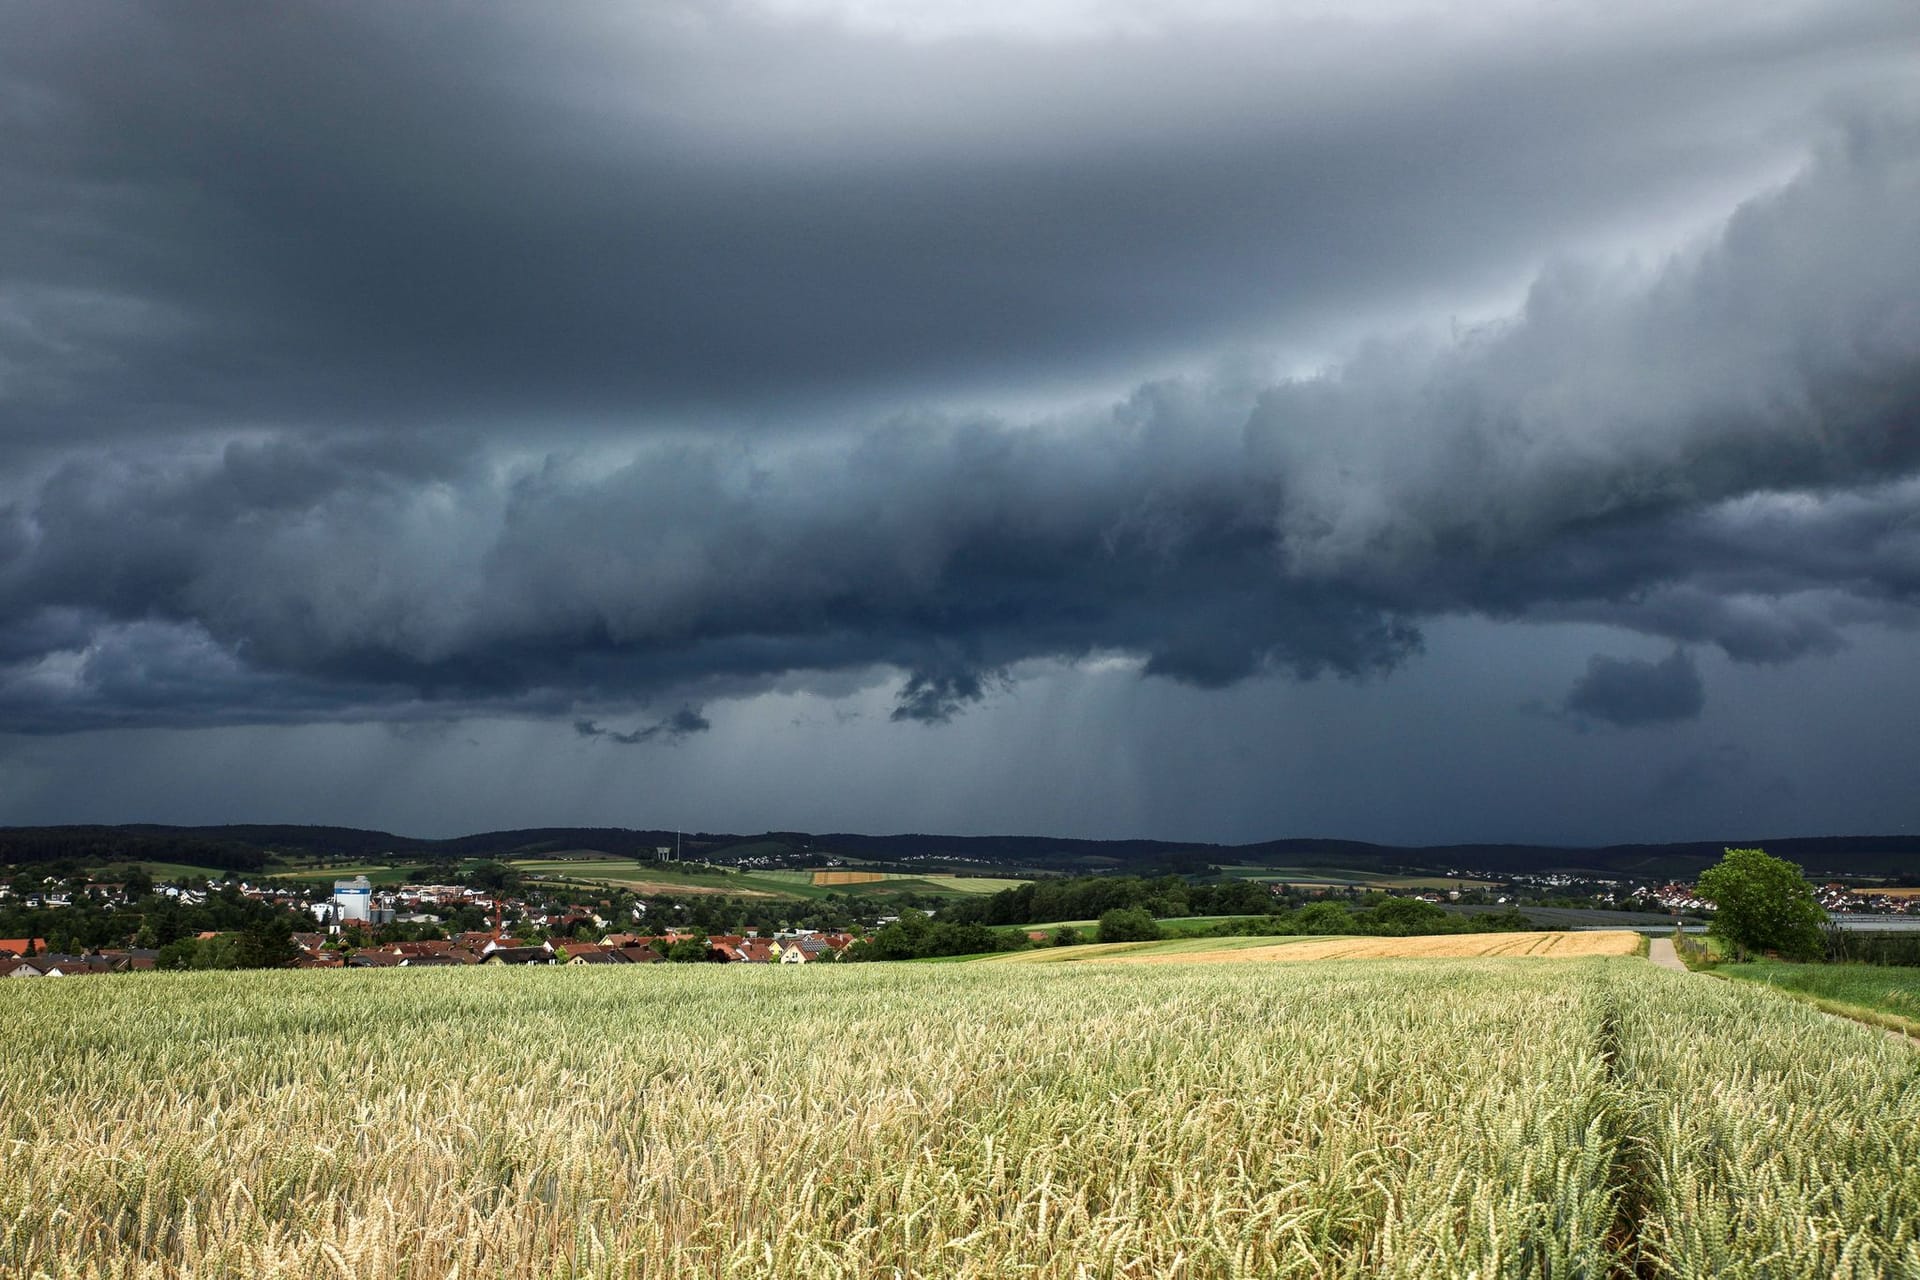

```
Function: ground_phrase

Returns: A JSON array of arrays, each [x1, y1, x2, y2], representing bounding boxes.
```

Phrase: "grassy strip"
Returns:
[[1718, 961, 1920, 1041], [1669, 930, 1720, 970]]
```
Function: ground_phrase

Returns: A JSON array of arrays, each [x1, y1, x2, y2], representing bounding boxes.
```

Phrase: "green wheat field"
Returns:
[[3, 958, 1916, 1278]]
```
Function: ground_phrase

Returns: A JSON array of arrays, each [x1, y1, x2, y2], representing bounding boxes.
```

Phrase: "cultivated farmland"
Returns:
[[811, 869, 888, 885], [512, 860, 1029, 901], [986, 929, 1642, 965], [809, 870, 1031, 891], [1120, 929, 1644, 963], [2, 959, 1914, 1278]]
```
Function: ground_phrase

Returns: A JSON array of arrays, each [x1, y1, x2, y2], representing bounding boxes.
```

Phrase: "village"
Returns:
[[5, 858, 1918, 980], [0, 870, 873, 977]]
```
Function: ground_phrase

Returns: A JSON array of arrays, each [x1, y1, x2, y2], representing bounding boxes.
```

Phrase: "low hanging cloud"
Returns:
[[573, 707, 711, 746], [0, 115, 1918, 732], [1563, 650, 1706, 728]]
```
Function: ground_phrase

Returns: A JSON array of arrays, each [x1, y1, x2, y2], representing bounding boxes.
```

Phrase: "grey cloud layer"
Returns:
[[2, 1, 1911, 456], [3, 121, 1918, 730]]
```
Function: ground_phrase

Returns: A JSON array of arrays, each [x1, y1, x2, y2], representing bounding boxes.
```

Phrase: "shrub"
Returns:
[[1096, 908, 1161, 943]]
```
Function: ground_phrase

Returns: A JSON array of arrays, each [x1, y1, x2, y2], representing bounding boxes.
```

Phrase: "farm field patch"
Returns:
[[810, 869, 1030, 892], [1098, 929, 1642, 963], [514, 860, 789, 897], [1011, 914, 1278, 935], [913, 874, 1031, 893], [981, 935, 1321, 963], [3, 959, 1915, 1278], [126, 860, 243, 881], [811, 869, 888, 885], [1209, 864, 1501, 890], [511, 860, 989, 901]]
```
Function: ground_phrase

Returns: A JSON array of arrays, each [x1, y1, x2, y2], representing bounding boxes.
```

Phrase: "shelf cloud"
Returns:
[[2, 0, 1918, 839], [4, 120, 1916, 730]]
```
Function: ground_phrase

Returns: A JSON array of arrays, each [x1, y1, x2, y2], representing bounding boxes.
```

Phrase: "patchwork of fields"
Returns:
[[3, 957, 1915, 1278], [806, 870, 1027, 893], [511, 858, 1029, 900]]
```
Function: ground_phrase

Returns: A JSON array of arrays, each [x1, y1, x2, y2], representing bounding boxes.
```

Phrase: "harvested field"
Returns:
[[1104, 929, 1641, 963], [1853, 885, 1920, 898], [811, 869, 888, 885]]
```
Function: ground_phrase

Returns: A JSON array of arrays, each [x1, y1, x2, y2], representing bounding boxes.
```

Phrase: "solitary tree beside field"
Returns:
[[1696, 847, 1826, 961], [1096, 907, 1161, 943]]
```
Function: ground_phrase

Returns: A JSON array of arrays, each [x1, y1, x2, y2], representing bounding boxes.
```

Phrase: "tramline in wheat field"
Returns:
[[3, 956, 1916, 1279]]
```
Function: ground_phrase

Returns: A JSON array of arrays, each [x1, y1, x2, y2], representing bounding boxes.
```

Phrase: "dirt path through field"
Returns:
[[1647, 937, 1688, 973]]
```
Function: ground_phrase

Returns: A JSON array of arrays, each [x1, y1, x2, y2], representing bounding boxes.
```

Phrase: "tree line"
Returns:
[[937, 875, 1280, 927], [0, 828, 269, 872]]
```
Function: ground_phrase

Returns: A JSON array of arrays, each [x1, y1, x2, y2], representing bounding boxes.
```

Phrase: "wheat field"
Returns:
[[809, 869, 889, 886], [2, 959, 1915, 1278]]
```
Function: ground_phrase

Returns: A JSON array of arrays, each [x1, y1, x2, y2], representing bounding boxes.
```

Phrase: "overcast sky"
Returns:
[[3, 0, 1918, 844]]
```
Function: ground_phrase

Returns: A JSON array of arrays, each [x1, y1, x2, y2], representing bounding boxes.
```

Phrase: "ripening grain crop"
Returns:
[[0, 957, 1914, 1279], [1612, 967, 1920, 1278], [2, 962, 1627, 1279]]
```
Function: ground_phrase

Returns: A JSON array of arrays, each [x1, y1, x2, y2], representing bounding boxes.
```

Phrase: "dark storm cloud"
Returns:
[[892, 669, 1001, 725], [574, 707, 711, 746], [1563, 649, 1705, 728], [1, 1, 1913, 454], [3, 120, 1920, 728], [2, 4, 1919, 735]]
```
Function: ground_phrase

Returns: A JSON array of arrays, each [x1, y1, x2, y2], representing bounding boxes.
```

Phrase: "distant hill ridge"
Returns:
[[1, 823, 1918, 880]]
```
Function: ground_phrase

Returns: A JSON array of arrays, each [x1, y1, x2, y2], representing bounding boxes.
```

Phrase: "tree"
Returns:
[[1464, 907, 1534, 933], [1096, 908, 1161, 943], [155, 938, 199, 970], [235, 915, 299, 968], [1361, 896, 1451, 936], [464, 861, 521, 893], [1292, 901, 1358, 935], [1696, 847, 1826, 961], [664, 936, 712, 963]]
